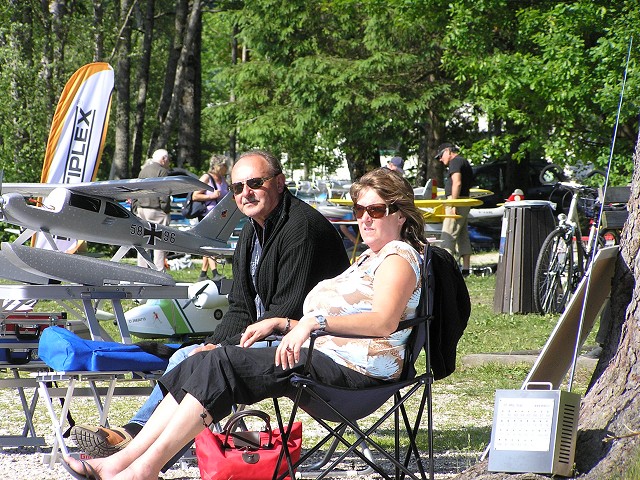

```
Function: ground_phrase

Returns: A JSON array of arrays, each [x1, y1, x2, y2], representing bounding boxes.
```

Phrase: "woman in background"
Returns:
[[192, 154, 230, 281]]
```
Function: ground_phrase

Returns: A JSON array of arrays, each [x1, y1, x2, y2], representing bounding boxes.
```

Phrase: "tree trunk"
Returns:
[[110, 0, 133, 179], [48, 0, 66, 84], [452, 136, 640, 479], [176, 10, 201, 170], [92, 1, 104, 62], [38, 0, 55, 112], [572, 135, 640, 478], [228, 22, 239, 162], [148, 0, 189, 155], [417, 109, 445, 190], [131, 0, 155, 177], [152, 0, 202, 156]]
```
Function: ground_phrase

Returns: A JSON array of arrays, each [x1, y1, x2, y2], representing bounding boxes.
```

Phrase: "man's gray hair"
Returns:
[[152, 149, 169, 163]]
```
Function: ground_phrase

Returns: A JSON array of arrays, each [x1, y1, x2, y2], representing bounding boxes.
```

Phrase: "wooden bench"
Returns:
[[598, 186, 631, 230]]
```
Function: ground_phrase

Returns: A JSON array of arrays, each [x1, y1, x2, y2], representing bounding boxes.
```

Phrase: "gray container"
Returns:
[[493, 201, 555, 313], [488, 384, 580, 477]]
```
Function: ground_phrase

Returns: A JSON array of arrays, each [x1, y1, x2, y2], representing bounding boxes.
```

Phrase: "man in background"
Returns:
[[437, 143, 473, 276], [386, 156, 405, 176], [135, 149, 172, 270]]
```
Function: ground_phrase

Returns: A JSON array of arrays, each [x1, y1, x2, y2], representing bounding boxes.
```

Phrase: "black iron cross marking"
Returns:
[[143, 223, 163, 246]]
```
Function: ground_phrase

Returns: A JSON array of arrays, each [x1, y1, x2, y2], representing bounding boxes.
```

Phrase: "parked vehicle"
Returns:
[[533, 170, 624, 314], [472, 160, 567, 210], [466, 161, 567, 250]]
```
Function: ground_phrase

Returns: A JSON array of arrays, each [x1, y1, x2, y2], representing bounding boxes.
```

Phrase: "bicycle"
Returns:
[[533, 176, 621, 314]]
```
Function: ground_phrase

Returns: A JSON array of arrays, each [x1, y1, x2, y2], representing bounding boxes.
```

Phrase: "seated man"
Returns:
[[71, 150, 349, 457], [63, 167, 427, 480]]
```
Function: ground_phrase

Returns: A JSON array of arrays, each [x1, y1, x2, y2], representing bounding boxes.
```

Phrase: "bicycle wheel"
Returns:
[[534, 228, 576, 314]]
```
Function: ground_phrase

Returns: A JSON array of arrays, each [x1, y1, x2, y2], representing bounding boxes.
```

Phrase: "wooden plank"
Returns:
[[523, 246, 618, 389]]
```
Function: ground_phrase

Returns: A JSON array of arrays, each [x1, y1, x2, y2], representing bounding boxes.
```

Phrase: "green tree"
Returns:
[[202, 0, 455, 182], [442, 0, 638, 189]]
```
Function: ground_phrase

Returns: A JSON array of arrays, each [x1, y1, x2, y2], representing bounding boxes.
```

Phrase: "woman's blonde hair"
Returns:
[[350, 168, 425, 252]]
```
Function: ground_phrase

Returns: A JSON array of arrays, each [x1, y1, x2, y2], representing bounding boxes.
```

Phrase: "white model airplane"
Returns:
[[0, 176, 244, 271]]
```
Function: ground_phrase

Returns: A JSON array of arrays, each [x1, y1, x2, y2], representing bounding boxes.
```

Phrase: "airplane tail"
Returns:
[[190, 192, 244, 243]]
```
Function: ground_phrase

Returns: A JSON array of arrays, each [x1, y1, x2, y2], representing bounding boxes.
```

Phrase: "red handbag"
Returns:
[[195, 409, 302, 480]]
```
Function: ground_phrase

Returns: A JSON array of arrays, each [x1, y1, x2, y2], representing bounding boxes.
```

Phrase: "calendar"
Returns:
[[493, 397, 554, 451]]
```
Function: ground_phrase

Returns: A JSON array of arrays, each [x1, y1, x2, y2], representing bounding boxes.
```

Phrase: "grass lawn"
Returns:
[[0, 253, 600, 476]]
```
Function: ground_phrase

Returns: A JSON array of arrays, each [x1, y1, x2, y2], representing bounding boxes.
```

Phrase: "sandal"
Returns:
[[60, 457, 101, 480]]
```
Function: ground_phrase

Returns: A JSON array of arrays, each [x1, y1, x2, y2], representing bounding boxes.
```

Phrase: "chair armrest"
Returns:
[[308, 314, 430, 343], [302, 315, 430, 375]]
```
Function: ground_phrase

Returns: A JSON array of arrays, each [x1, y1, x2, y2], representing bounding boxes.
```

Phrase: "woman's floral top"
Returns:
[[302, 240, 421, 380]]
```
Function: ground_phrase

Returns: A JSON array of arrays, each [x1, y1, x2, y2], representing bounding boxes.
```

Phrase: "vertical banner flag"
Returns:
[[36, 62, 114, 253]]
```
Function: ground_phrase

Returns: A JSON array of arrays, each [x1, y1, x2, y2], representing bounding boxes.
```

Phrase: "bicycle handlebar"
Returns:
[[554, 181, 597, 193]]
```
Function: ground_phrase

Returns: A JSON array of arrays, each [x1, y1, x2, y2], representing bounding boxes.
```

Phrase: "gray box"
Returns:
[[493, 201, 555, 314], [488, 387, 580, 477]]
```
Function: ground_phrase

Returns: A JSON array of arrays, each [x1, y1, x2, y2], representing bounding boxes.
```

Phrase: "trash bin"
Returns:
[[493, 201, 555, 314]]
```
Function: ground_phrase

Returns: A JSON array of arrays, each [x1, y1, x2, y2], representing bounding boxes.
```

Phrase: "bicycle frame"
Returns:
[[554, 184, 586, 276]]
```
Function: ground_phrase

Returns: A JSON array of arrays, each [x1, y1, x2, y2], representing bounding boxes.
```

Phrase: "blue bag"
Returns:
[[39, 326, 169, 372]]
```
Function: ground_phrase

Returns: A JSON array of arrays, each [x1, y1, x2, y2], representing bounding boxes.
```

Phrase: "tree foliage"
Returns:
[[442, 0, 638, 186], [0, 0, 637, 186]]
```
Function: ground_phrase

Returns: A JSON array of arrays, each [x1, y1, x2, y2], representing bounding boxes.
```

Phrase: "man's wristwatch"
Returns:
[[315, 314, 327, 331]]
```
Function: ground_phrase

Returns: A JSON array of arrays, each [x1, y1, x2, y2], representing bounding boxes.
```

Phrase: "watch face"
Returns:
[[316, 315, 326, 329]]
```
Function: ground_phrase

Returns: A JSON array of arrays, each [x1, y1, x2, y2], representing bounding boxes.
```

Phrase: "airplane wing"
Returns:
[[434, 187, 493, 199], [1, 242, 176, 286], [2, 176, 213, 201]]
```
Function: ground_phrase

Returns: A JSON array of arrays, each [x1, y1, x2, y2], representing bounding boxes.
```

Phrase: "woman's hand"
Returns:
[[240, 318, 282, 348], [275, 319, 315, 370]]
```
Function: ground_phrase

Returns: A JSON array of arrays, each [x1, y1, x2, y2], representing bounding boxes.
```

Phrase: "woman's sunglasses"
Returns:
[[352, 203, 398, 219], [230, 175, 275, 195]]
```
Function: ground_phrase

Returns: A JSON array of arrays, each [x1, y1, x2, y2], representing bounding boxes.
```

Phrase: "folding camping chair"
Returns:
[[272, 243, 469, 480]]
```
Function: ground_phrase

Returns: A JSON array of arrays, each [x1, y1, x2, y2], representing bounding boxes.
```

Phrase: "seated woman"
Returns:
[[62, 167, 426, 480]]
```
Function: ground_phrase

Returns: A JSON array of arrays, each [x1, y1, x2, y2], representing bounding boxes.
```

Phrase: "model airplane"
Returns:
[[1, 242, 176, 286], [327, 197, 483, 223], [0, 176, 245, 268], [125, 279, 229, 339]]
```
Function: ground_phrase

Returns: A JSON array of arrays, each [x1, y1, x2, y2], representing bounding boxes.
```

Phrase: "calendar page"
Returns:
[[493, 397, 555, 451]]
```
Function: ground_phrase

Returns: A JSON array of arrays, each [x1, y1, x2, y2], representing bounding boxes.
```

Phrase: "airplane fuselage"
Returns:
[[0, 189, 229, 256]]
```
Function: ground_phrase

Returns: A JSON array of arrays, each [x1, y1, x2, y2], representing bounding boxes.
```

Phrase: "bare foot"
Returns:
[[111, 461, 159, 480]]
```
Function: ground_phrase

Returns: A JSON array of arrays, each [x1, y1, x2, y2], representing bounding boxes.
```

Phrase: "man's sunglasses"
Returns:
[[230, 175, 275, 195], [352, 203, 399, 219]]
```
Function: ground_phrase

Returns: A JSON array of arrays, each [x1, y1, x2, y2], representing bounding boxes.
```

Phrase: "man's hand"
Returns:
[[240, 318, 281, 348], [188, 343, 218, 356]]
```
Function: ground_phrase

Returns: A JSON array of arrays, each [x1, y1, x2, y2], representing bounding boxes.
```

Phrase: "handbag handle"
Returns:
[[222, 409, 273, 450]]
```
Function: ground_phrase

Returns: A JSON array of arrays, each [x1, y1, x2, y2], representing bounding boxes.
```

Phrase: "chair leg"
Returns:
[[298, 424, 376, 478], [427, 376, 434, 480], [273, 398, 299, 480], [289, 386, 426, 480]]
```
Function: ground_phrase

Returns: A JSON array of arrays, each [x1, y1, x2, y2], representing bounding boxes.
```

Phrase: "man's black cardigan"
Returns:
[[205, 189, 349, 346]]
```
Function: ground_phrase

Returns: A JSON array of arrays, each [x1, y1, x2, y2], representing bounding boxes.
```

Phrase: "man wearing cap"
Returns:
[[387, 156, 405, 176], [436, 143, 473, 276]]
